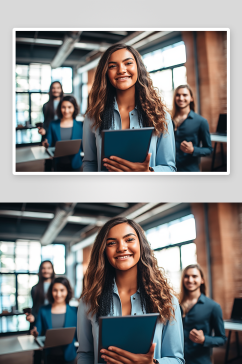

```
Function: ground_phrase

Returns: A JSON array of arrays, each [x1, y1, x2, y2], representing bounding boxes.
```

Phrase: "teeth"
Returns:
[[116, 255, 131, 259]]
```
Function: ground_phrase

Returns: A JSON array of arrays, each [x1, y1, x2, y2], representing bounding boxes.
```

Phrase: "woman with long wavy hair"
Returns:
[[82, 44, 176, 172], [77, 217, 184, 364]]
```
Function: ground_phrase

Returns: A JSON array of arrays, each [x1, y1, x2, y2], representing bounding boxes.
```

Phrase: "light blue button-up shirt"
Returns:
[[77, 281, 184, 364], [82, 99, 176, 172]]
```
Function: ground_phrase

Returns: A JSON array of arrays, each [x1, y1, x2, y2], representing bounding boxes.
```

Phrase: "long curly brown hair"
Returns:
[[85, 43, 168, 135], [81, 217, 175, 323]]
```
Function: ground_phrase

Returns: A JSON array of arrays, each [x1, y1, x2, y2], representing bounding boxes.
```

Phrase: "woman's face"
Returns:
[[52, 283, 68, 304], [105, 223, 140, 271], [183, 268, 204, 293], [175, 87, 193, 109], [61, 101, 75, 119], [107, 49, 138, 92], [51, 83, 62, 98], [41, 262, 53, 280]]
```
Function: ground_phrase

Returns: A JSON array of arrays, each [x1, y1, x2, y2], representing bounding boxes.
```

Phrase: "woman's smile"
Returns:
[[115, 254, 133, 260]]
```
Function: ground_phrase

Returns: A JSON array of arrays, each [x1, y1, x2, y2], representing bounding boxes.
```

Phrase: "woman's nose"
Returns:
[[117, 65, 126, 74], [117, 240, 128, 252]]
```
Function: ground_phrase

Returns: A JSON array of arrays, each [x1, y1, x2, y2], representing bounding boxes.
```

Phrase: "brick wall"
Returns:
[[191, 203, 242, 319], [182, 31, 227, 133]]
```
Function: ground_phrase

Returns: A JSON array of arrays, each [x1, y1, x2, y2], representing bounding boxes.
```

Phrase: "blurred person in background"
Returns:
[[179, 264, 226, 364], [172, 85, 212, 172], [31, 277, 77, 364], [38, 81, 64, 171], [43, 95, 83, 172], [24, 260, 55, 364], [83, 43, 176, 172]]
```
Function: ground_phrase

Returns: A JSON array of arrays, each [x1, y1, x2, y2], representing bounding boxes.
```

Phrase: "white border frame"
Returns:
[[13, 28, 230, 176]]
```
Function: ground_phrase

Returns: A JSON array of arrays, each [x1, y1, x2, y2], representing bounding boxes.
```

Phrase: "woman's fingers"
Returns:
[[104, 160, 130, 172], [101, 349, 130, 364]]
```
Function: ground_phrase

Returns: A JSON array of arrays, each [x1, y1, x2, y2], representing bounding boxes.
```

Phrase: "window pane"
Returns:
[[163, 42, 186, 68], [16, 77, 29, 92], [41, 244, 65, 274], [15, 241, 29, 272], [31, 111, 43, 125], [41, 65, 52, 92], [0, 242, 15, 255], [168, 216, 196, 245], [181, 243, 197, 269], [53, 245, 65, 274], [0, 275, 16, 312], [143, 41, 186, 72], [51, 67, 72, 93], [146, 214, 196, 248], [146, 224, 170, 250], [16, 110, 29, 127], [16, 94, 29, 111], [150, 70, 173, 108], [154, 247, 181, 292], [0, 256, 15, 272], [173, 66, 187, 89], [29, 242, 41, 273], [16, 65, 28, 77], [17, 274, 38, 312], [0, 242, 15, 273]]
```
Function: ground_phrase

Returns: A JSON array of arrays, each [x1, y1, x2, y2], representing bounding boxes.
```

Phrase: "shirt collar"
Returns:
[[188, 110, 195, 119], [197, 293, 206, 303]]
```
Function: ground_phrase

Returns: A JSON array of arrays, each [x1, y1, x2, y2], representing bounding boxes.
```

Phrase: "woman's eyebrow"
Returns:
[[108, 57, 134, 64], [106, 233, 136, 241]]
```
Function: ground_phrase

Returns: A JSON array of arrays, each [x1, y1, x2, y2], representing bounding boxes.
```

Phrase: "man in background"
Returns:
[[179, 264, 226, 364], [172, 85, 212, 172]]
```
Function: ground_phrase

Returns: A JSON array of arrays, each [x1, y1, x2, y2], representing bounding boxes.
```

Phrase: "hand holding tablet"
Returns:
[[100, 343, 156, 364], [103, 153, 152, 172]]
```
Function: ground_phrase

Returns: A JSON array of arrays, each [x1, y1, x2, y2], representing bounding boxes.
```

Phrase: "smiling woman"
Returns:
[[82, 44, 176, 172], [43, 95, 83, 172], [77, 217, 185, 364]]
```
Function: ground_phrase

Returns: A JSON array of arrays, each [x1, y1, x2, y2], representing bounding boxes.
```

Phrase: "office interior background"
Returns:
[[0, 202, 241, 363], [15, 30, 228, 172]]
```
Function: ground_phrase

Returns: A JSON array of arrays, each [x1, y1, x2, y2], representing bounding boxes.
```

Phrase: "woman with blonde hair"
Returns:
[[82, 43, 176, 172], [77, 217, 184, 364], [179, 264, 226, 364]]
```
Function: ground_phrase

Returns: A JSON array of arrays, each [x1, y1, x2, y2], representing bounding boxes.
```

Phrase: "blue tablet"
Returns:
[[101, 127, 154, 171], [98, 313, 159, 363]]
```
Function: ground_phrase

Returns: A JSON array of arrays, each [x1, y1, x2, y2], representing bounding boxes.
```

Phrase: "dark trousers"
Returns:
[[33, 350, 43, 364]]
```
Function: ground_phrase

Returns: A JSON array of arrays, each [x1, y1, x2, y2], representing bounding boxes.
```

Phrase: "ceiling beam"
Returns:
[[40, 203, 76, 245], [51, 31, 82, 68]]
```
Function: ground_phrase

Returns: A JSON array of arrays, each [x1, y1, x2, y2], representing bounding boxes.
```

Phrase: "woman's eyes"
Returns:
[[108, 62, 133, 69], [106, 238, 135, 246]]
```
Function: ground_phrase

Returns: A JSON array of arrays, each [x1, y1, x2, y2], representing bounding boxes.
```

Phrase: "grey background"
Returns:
[[0, 0, 240, 202]]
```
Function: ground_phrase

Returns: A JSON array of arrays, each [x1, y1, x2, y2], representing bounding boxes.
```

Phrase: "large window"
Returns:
[[0, 241, 65, 316], [142, 41, 187, 109], [146, 214, 197, 292], [16, 64, 73, 145]]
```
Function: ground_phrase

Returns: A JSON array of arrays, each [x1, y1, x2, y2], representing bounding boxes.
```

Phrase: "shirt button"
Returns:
[[133, 297, 135, 300], [131, 113, 133, 115], [134, 313, 136, 315], [132, 127, 134, 129]]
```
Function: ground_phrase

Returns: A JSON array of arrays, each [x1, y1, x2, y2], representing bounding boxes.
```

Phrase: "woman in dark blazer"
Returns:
[[44, 95, 83, 172], [31, 277, 77, 364]]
